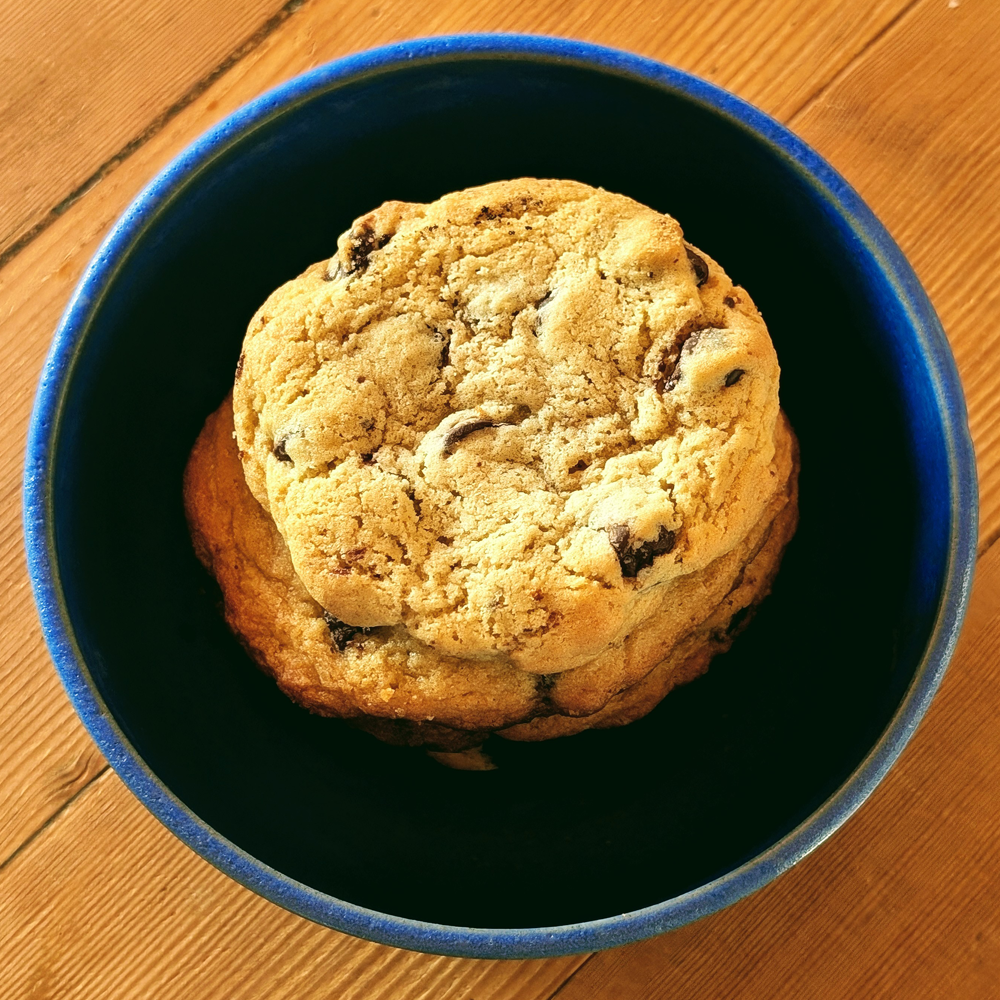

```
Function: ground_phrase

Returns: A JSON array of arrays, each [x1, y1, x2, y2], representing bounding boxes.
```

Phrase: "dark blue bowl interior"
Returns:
[[52, 54, 946, 930]]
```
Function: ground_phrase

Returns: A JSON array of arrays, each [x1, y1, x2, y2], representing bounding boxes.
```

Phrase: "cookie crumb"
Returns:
[[428, 747, 497, 770]]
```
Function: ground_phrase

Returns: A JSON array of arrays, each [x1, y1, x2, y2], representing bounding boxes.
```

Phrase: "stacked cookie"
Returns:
[[184, 179, 798, 752]]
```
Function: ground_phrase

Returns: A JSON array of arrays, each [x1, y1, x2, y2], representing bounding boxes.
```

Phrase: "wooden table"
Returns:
[[2, 1, 999, 995]]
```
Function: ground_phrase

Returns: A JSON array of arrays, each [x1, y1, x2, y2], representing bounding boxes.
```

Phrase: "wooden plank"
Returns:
[[540, 532, 1000, 1000], [0, 770, 587, 999], [3, 0, 979, 995], [789, 0, 1000, 549], [0, 0, 291, 257], [0, 0, 916, 871], [0, 0, 916, 263]]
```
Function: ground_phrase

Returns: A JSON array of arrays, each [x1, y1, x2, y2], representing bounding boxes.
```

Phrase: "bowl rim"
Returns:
[[22, 32, 978, 959]]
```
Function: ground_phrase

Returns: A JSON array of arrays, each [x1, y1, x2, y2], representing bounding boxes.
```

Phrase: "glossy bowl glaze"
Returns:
[[24, 35, 977, 958]]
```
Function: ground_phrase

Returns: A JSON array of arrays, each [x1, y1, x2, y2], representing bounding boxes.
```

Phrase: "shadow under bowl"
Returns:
[[24, 35, 977, 958]]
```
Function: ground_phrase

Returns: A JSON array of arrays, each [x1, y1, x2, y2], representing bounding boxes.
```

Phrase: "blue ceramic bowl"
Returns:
[[24, 35, 977, 958]]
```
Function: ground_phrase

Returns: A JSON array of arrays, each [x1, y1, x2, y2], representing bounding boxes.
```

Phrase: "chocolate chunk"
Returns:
[[607, 524, 677, 578], [345, 221, 392, 274], [607, 523, 631, 555], [272, 437, 292, 463], [724, 368, 746, 387], [723, 295, 736, 308], [657, 329, 704, 393], [437, 331, 452, 369], [442, 419, 509, 454], [323, 611, 373, 651], [235, 351, 245, 381], [685, 246, 709, 286]]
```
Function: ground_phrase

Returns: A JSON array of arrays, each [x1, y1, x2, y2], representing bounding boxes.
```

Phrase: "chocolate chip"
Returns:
[[235, 352, 245, 381], [657, 329, 704, 393], [725, 368, 745, 387], [442, 419, 509, 454], [436, 330, 451, 369], [685, 246, 709, 286], [345, 221, 392, 274], [272, 438, 292, 463], [607, 524, 677, 578], [607, 523, 631, 553], [323, 611, 373, 651], [724, 295, 736, 308]]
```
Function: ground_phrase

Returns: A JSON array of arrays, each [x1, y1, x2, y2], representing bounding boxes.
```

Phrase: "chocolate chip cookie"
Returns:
[[186, 178, 799, 750], [232, 179, 785, 675], [185, 397, 797, 746]]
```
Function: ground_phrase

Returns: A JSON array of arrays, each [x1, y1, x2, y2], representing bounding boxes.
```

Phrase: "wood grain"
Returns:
[[789, 0, 1000, 549], [0, 0, 913, 873], [0, 770, 586, 999], [0, 0, 914, 265], [548, 534, 1000, 1000], [0, 0, 997, 996], [0, 0, 291, 258]]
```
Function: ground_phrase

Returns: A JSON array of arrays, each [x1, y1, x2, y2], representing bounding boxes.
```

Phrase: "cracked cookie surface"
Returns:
[[233, 179, 784, 675], [184, 397, 797, 741]]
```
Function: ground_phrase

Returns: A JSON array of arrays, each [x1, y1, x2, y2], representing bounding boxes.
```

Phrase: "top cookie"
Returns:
[[233, 179, 781, 674]]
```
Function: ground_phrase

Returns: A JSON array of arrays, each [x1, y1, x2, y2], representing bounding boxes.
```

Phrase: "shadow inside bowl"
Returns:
[[49, 53, 948, 929]]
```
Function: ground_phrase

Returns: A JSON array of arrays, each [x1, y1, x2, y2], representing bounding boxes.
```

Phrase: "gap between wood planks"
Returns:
[[0, 766, 111, 875], [0, 0, 309, 276], [0, 0, 925, 279], [545, 954, 598, 999]]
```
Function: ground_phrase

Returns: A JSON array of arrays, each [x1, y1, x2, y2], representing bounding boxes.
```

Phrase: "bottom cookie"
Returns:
[[184, 397, 798, 749], [348, 479, 797, 751]]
